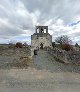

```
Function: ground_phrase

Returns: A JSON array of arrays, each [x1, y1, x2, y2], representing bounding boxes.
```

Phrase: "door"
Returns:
[[40, 43, 43, 49]]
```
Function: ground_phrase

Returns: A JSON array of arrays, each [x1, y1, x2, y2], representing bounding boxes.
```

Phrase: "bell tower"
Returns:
[[36, 26, 48, 34]]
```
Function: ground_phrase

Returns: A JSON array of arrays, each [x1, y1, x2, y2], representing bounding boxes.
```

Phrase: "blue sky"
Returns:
[[0, 0, 80, 44], [69, 21, 80, 26]]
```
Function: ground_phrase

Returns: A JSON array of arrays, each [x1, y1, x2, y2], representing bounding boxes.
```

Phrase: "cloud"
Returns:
[[69, 20, 80, 26], [0, 0, 80, 44]]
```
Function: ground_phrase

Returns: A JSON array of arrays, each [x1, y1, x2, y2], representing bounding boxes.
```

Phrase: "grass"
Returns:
[[0, 56, 32, 69], [53, 56, 65, 64]]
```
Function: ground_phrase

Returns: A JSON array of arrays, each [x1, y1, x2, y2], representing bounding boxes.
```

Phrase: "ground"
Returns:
[[33, 50, 80, 73], [0, 50, 80, 92]]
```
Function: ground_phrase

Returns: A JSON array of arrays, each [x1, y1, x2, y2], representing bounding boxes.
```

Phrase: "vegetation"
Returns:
[[55, 35, 72, 45], [53, 56, 65, 64], [75, 43, 79, 47], [55, 35, 72, 51], [62, 43, 72, 51], [52, 42, 56, 48], [15, 42, 23, 48]]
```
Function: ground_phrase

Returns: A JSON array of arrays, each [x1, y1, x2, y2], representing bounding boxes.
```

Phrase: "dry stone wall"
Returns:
[[47, 47, 80, 65]]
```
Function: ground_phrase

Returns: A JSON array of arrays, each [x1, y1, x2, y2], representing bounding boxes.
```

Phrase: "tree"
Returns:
[[55, 35, 72, 51], [23, 42, 28, 46], [52, 42, 56, 48], [75, 43, 79, 47], [55, 35, 72, 45]]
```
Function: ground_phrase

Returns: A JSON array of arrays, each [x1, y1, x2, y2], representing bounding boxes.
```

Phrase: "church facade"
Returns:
[[31, 26, 52, 51]]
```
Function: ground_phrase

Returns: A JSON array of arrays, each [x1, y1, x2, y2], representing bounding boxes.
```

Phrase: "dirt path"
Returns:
[[0, 68, 80, 92]]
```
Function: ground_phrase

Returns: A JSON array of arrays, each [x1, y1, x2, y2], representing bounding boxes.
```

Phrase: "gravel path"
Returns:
[[33, 50, 80, 73]]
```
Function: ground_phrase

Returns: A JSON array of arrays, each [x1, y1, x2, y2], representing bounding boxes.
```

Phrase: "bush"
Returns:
[[52, 42, 56, 48], [54, 56, 65, 63], [62, 43, 71, 51], [15, 42, 23, 48]]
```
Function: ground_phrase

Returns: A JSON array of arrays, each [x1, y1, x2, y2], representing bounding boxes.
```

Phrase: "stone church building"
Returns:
[[31, 26, 52, 52]]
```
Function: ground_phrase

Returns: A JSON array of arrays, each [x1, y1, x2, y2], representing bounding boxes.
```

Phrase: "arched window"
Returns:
[[44, 29, 46, 33]]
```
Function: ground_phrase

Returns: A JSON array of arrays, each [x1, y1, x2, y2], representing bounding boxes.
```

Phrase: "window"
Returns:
[[37, 29, 39, 33], [44, 29, 46, 33]]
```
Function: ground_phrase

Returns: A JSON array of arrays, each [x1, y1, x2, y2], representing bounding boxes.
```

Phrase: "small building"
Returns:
[[31, 26, 52, 54]]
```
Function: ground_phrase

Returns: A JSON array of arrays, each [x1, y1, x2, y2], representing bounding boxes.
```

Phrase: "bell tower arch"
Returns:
[[36, 26, 48, 34]]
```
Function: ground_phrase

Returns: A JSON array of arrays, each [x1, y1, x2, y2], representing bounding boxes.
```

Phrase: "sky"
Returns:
[[0, 0, 80, 44]]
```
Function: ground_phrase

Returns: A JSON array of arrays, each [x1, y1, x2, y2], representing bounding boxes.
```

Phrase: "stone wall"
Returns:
[[47, 47, 80, 64], [31, 34, 52, 50]]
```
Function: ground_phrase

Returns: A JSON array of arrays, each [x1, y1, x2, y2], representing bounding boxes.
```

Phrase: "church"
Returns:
[[31, 26, 52, 51]]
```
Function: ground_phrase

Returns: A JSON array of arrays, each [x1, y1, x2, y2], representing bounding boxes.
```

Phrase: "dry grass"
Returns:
[[0, 47, 32, 69]]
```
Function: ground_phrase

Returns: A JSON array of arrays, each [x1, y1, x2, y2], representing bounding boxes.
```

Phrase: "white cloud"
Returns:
[[0, 0, 80, 44]]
